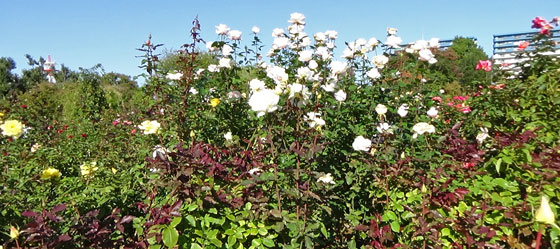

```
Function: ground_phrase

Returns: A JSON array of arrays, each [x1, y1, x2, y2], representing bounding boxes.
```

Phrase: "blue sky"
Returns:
[[1, 0, 558, 81]]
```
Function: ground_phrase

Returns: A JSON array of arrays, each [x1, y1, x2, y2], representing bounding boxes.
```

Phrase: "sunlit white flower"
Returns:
[[207, 64, 219, 72], [218, 57, 232, 68], [317, 173, 335, 184], [224, 132, 233, 141], [308, 60, 318, 70], [273, 37, 291, 49], [314, 32, 327, 42], [289, 12, 306, 25], [372, 55, 389, 69], [266, 66, 289, 85], [287, 83, 311, 106], [189, 88, 198, 95], [248, 167, 262, 175], [385, 35, 402, 48], [412, 122, 435, 139], [426, 107, 438, 118], [335, 89, 347, 102], [476, 127, 489, 144], [222, 44, 233, 56], [376, 122, 393, 134], [326, 41, 335, 49], [352, 136, 372, 152], [228, 30, 242, 40], [248, 88, 280, 117], [249, 79, 266, 93], [252, 26, 260, 34], [330, 61, 347, 75], [305, 112, 326, 128], [215, 24, 230, 35], [321, 80, 336, 92], [375, 104, 388, 115], [298, 50, 313, 62], [316, 46, 332, 60], [367, 68, 381, 79], [166, 72, 183, 80], [398, 104, 409, 117], [325, 30, 338, 39], [300, 36, 312, 47], [342, 48, 355, 59], [428, 38, 440, 48], [387, 27, 398, 35], [419, 49, 436, 64], [440, 89, 445, 94], [297, 67, 316, 81], [138, 120, 160, 134], [272, 28, 285, 37], [152, 145, 170, 160], [367, 37, 379, 48]]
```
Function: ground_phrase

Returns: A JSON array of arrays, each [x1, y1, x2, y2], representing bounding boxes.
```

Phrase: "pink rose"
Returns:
[[475, 60, 492, 72]]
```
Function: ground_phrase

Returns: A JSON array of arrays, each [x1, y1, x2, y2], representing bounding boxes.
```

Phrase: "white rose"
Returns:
[[386, 27, 398, 35], [289, 12, 306, 25], [397, 104, 409, 117], [215, 24, 230, 35], [334, 90, 346, 102], [366, 68, 381, 79], [308, 60, 318, 70], [372, 55, 389, 69], [207, 64, 219, 72], [273, 37, 290, 49], [222, 45, 233, 56], [249, 79, 266, 93], [330, 61, 347, 75], [272, 28, 284, 37], [298, 50, 313, 62], [385, 35, 402, 48], [476, 127, 489, 144], [314, 32, 327, 42], [316, 47, 332, 60], [228, 30, 242, 40], [325, 30, 338, 39], [206, 41, 217, 52], [248, 89, 280, 117], [224, 132, 233, 141], [376, 123, 393, 134], [252, 26, 260, 34], [426, 107, 438, 118], [317, 173, 335, 184], [305, 112, 326, 128], [375, 104, 388, 115], [218, 57, 232, 68], [412, 122, 436, 139], [166, 72, 183, 80], [352, 136, 372, 152]]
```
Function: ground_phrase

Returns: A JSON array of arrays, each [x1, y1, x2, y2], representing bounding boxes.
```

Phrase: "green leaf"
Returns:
[[162, 226, 179, 248], [186, 215, 196, 226], [495, 158, 502, 174], [441, 227, 450, 237], [263, 238, 275, 247], [390, 221, 400, 232], [170, 216, 182, 228], [190, 243, 203, 249]]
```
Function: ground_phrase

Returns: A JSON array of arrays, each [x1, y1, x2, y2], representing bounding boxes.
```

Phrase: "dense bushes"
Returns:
[[1, 14, 559, 248]]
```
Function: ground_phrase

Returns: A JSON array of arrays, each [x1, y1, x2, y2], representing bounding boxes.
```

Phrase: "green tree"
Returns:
[[0, 57, 19, 97], [449, 37, 489, 89]]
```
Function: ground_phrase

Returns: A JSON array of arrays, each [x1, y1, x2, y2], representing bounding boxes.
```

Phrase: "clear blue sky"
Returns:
[[1, 0, 558, 82]]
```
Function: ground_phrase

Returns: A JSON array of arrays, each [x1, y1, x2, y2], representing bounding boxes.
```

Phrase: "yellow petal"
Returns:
[[536, 196, 556, 225], [9, 226, 19, 239]]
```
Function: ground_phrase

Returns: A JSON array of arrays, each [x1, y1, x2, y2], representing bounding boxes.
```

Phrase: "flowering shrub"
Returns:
[[1, 14, 560, 248]]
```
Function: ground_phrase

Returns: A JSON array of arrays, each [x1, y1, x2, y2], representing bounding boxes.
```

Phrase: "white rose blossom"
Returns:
[[273, 37, 291, 49], [289, 12, 306, 25], [375, 104, 388, 115], [412, 122, 436, 139], [367, 68, 381, 79], [376, 122, 393, 134], [330, 61, 347, 75], [215, 24, 230, 35], [334, 90, 347, 102], [476, 127, 489, 144], [218, 57, 231, 68], [166, 72, 183, 80], [222, 45, 233, 56], [272, 28, 284, 37], [317, 173, 335, 184], [298, 50, 313, 62], [304, 112, 326, 129], [224, 132, 233, 141], [385, 35, 402, 48], [397, 104, 409, 117], [228, 30, 242, 40], [248, 88, 280, 117], [372, 55, 389, 69], [352, 136, 372, 152], [426, 107, 438, 118], [251, 26, 260, 34]]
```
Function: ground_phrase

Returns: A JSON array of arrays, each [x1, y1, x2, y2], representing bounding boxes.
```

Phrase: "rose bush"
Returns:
[[1, 14, 560, 248]]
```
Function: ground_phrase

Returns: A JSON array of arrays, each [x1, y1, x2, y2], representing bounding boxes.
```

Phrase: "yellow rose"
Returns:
[[0, 112, 4, 117], [80, 162, 98, 176], [9, 226, 19, 239], [0, 120, 24, 139], [138, 120, 160, 134], [210, 98, 221, 107], [40, 168, 61, 180], [536, 196, 556, 225]]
